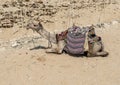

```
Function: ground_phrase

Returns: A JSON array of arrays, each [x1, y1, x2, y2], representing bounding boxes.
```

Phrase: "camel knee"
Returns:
[[47, 43, 52, 48], [45, 48, 56, 53], [56, 49, 63, 54]]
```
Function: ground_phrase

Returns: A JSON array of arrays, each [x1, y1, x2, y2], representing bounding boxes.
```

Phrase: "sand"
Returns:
[[0, 0, 120, 85]]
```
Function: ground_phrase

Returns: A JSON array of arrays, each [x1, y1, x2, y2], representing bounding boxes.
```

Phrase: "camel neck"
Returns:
[[37, 28, 49, 39]]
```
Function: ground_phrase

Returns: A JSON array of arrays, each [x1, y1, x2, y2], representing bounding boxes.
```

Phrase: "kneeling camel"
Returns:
[[26, 21, 109, 57]]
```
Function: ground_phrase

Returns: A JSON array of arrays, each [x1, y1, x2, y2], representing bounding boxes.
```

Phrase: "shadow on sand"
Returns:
[[29, 45, 47, 50], [29, 47, 108, 58]]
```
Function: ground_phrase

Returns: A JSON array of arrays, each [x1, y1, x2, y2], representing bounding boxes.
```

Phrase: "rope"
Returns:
[[68, 0, 75, 27], [48, 31, 51, 48]]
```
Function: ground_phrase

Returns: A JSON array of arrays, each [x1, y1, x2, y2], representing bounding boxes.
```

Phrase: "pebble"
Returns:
[[11, 41, 19, 48], [111, 20, 119, 25], [104, 23, 110, 28]]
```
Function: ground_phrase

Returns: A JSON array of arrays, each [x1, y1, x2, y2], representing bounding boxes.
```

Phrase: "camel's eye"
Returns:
[[34, 24, 37, 26], [89, 30, 91, 32]]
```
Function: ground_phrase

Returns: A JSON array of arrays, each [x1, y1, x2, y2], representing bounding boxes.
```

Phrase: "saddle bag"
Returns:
[[64, 26, 86, 55]]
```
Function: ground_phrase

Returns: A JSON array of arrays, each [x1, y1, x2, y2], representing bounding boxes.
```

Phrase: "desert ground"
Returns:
[[0, 0, 120, 85]]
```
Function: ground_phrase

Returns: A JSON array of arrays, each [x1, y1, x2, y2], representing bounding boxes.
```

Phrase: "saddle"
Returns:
[[56, 30, 68, 43]]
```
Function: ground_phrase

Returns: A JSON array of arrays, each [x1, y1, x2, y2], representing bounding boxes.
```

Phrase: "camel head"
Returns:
[[26, 20, 43, 32]]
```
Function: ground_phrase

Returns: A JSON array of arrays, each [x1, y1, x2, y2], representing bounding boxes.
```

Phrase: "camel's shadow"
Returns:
[[29, 46, 108, 58], [29, 45, 47, 50]]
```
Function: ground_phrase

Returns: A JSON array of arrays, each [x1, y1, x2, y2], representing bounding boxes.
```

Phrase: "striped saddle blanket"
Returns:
[[64, 26, 87, 55]]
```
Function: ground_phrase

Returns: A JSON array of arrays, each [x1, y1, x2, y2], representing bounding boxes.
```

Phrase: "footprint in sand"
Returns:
[[31, 54, 46, 62], [37, 57, 46, 62]]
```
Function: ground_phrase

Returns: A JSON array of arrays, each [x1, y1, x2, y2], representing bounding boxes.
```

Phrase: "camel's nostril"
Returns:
[[34, 24, 37, 27]]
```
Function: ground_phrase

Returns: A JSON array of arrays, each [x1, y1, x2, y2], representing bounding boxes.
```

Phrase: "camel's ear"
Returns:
[[38, 22, 43, 29]]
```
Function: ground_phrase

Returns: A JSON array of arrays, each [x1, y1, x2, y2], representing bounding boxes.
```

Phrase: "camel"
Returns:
[[26, 20, 66, 54], [87, 26, 109, 57], [26, 21, 109, 57]]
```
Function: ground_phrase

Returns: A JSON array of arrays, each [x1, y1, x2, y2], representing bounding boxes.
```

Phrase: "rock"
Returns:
[[112, 20, 119, 25], [61, 3, 70, 7], [2, 1, 10, 8], [104, 23, 111, 28], [95, 23, 105, 28], [11, 41, 19, 48]]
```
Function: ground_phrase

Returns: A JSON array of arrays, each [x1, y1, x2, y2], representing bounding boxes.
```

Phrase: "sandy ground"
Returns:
[[0, 0, 120, 85]]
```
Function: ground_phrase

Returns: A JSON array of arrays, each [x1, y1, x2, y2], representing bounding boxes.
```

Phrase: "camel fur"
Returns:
[[26, 21, 109, 57]]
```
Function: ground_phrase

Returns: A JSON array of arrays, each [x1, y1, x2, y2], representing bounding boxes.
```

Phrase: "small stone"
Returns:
[[62, 3, 70, 7], [11, 41, 19, 48], [112, 20, 119, 25], [104, 23, 110, 28], [24, 40, 29, 44]]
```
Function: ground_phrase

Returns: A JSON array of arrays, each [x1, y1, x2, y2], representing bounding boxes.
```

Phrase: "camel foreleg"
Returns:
[[47, 40, 52, 48], [46, 40, 66, 54]]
